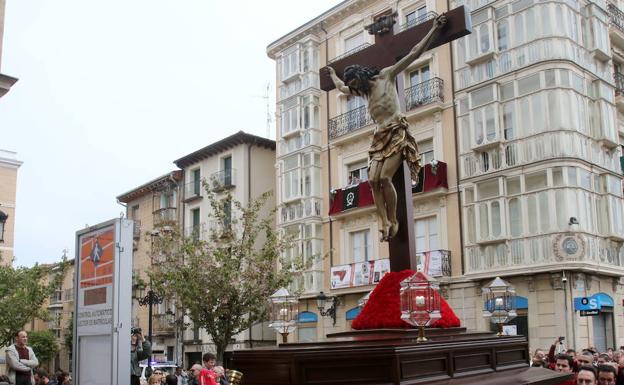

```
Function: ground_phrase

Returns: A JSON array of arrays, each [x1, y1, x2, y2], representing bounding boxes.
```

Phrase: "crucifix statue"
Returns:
[[327, 14, 447, 242], [322, 7, 471, 271]]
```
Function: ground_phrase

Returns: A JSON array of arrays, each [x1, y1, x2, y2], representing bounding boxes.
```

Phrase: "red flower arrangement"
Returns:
[[352, 269, 461, 330]]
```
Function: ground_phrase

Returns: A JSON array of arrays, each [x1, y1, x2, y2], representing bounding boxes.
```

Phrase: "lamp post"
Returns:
[[0, 211, 7, 242], [137, 282, 163, 366], [482, 277, 517, 336], [269, 288, 299, 343], [399, 271, 441, 342], [316, 291, 339, 326], [165, 309, 188, 366]]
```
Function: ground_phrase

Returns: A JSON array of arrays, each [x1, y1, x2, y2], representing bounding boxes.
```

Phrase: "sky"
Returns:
[[0, 0, 341, 267]]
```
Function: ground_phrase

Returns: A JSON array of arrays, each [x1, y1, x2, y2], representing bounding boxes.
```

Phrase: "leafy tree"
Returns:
[[149, 186, 308, 362], [64, 312, 73, 351], [28, 330, 59, 366], [0, 254, 66, 346]]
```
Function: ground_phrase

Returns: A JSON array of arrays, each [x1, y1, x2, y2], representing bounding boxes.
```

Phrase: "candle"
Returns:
[[495, 298, 503, 308], [279, 308, 289, 317], [416, 295, 425, 306]]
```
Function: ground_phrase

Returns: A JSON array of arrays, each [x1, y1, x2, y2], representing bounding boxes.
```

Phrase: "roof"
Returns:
[[117, 170, 183, 203], [173, 131, 275, 169]]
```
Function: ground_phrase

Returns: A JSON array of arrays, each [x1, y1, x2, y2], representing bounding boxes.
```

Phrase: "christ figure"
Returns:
[[328, 14, 447, 241]]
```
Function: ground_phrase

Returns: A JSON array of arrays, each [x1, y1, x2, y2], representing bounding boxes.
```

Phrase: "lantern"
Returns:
[[399, 271, 441, 342], [482, 277, 517, 336], [269, 287, 299, 343]]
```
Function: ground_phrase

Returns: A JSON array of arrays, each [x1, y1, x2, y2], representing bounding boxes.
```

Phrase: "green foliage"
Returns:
[[28, 330, 59, 365], [0, 254, 67, 346], [64, 313, 73, 350], [149, 185, 310, 362]]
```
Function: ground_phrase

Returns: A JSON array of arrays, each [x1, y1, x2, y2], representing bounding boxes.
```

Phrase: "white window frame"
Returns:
[[414, 216, 439, 253], [350, 229, 372, 263]]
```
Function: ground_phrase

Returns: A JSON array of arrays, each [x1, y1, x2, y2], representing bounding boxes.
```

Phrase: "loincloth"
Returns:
[[368, 116, 421, 182]]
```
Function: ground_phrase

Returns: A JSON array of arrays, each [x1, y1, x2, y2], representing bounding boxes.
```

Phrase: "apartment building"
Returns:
[[267, 0, 462, 341], [172, 131, 277, 364], [0, 149, 22, 264], [450, 0, 624, 352], [117, 170, 183, 364], [0, 0, 18, 97]]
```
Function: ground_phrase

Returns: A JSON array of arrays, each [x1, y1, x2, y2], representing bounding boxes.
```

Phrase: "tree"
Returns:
[[149, 186, 308, 362], [28, 330, 59, 367], [0, 254, 66, 346], [64, 312, 73, 351]]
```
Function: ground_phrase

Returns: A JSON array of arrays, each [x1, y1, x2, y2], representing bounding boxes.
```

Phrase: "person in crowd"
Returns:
[[188, 364, 203, 385], [148, 374, 162, 385], [198, 353, 218, 385], [555, 354, 577, 385], [577, 365, 597, 385], [130, 329, 151, 385], [175, 367, 188, 385], [165, 375, 178, 385], [532, 348, 547, 367], [598, 354, 612, 366], [6, 330, 39, 385], [212, 366, 228, 385], [597, 364, 616, 385], [578, 351, 595, 367], [33, 368, 53, 385]]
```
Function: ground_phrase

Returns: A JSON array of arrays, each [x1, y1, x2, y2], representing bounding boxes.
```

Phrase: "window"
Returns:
[[503, 102, 514, 140], [414, 216, 438, 253], [497, 20, 508, 51], [298, 326, 317, 342], [130, 205, 139, 220], [418, 139, 434, 164], [191, 208, 200, 240], [405, 5, 427, 28], [350, 230, 372, 262], [192, 169, 201, 196], [509, 198, 522, 236], [282, 155, 300, 200], [344, 33, 365, 52], [222, 156, 232, 186], [408, 65, 432, 106], [348, 162, 368, 185], [410, 65, 430, 86]]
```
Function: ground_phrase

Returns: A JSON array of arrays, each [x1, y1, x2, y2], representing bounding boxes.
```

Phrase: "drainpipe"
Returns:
[[321, 21, 334, 268], [447, 0, 465, 277]]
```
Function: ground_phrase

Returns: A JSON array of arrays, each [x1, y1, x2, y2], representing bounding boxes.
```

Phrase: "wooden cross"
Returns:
[[321, 6, 471, 273]]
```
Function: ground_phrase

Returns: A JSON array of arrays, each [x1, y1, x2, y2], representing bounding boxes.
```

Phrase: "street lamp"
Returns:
[[269, 288, 299, 343], [138, 284, 163, 368], [0, 211, 7, 242], [357, 291, 372, 309], [482, 277, 517, 336], [316, 291, 339, 326], [399, 271, 441, 342]]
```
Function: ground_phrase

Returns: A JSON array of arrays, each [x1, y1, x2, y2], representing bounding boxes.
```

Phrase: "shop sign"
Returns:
[[580, 309, 600, 317]]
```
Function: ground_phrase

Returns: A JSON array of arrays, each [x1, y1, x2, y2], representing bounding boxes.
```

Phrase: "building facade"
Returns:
[[0, 0, 18, 97], [268, 0, 462, 341], [117, 170, 183, 365], [173, 131, 277, 365], [0, 149, 22, 264], [450, 0, 624, 353]]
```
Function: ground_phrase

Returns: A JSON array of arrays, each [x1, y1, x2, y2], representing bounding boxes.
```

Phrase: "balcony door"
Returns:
[[222, 156, 232, 186]]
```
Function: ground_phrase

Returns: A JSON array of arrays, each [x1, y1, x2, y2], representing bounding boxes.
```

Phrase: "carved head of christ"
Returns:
[[344, 64, 379, 96]]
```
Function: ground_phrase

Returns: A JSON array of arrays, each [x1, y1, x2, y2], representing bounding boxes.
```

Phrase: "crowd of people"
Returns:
[[532, 338, 624, 384], [143, 353, 228, 385]]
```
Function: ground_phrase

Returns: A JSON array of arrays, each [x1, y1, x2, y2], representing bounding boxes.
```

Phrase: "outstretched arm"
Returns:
[[326, 66, 354, 95], [387, 14, 447, 79]]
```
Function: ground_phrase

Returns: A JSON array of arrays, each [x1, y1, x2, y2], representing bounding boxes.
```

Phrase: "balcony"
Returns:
[[328, 105, 373, 140], [153, 314, 175, 336], [415, 249, 451, 278], [209, 169, 236, 192], [330, 258, 390, 290], [608, 3, 624, 47], [153, 207, 177, 224], [399, 11, 437, 32], [405, 77, 444, 111], [183, 180, 203, 202], [328, 43, 372, 65], [465, 233, 624, 278], [133, 220, 141, 239]]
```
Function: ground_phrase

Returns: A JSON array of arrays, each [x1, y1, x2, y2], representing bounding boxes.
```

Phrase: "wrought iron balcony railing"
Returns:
[[184, 180, 203, 200], [609, 3, 624, 34], [328, 43, 372, 65], [210, 168, 236, 191], [415, 249, 451, 277], [153, 207, 177, 224], [615, 72, 624, 95], [405, 77, 444, 110], [329, 105, 373, 140], [399, 11, 438, 32]]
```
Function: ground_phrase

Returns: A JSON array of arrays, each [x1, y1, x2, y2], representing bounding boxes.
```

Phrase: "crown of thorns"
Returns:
[[343, 65, 379, 95]]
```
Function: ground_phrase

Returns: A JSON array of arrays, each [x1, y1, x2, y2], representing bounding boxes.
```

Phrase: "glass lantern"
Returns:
[[268, 287, 299, 343], [400, 271, 441, 342], [482, 277, 517, 336], [357, 290, 372, 309]]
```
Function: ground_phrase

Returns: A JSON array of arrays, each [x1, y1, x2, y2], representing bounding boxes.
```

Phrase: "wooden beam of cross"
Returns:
[[321, 6, 471, 273], [320, 5, 471, 91]]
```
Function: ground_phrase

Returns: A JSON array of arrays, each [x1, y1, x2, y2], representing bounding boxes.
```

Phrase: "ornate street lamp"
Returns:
[[357, 290, 372, 309], [482, 277, 517, 336], [0, 211, 7, 242], [138, 284, 163, 368], [399, 271, 441, 342], [316, 291, 339, 326], [269, 288, 299, 343]]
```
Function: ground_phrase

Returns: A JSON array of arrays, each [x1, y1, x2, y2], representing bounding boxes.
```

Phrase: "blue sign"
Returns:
[[574, 293, 614, 311], [298, 311, 318, 323]]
